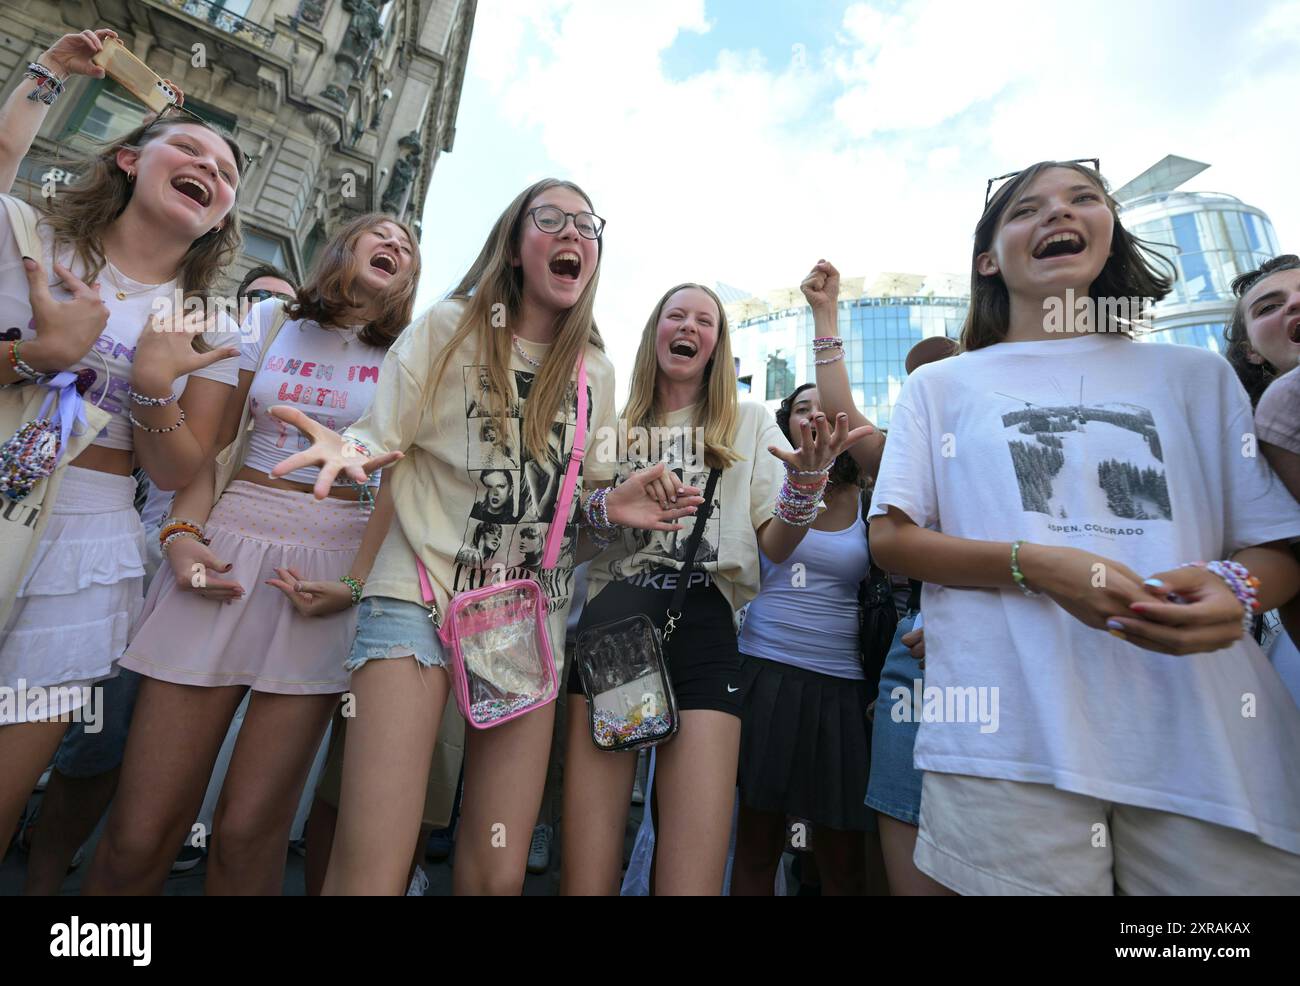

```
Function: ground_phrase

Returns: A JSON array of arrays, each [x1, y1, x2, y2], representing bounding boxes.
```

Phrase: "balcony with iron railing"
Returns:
[[160, 0, 276, 50]]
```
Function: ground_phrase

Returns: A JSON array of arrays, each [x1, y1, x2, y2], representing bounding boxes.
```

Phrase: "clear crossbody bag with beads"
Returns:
[[574, 467, 721, 752]]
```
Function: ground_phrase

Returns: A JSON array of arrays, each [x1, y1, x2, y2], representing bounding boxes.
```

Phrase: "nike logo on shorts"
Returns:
[[726, 685, 739, 693]]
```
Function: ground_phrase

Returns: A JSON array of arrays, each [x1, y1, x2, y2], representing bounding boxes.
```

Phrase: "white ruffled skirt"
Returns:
[[0, 466, 145, 722]]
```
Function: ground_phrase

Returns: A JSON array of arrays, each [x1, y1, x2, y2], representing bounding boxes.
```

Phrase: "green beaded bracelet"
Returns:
[[340, 575, 364, 606], [1010, 540, 1041, 597]]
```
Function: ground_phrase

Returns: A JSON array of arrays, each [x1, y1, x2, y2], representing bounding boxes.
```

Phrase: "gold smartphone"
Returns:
[[90, 38, 178, 113]]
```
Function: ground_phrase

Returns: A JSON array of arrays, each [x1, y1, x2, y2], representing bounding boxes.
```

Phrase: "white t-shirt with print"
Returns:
[[868, 333, 1300, 854], [0, 215, 240, 449], [586, 401, 790, 612], [238, 300, 386, 488]]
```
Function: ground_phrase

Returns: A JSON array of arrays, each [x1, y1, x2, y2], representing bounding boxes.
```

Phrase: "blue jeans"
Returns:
[[864, 613, 923, 825], [52, 669, 141, 778]]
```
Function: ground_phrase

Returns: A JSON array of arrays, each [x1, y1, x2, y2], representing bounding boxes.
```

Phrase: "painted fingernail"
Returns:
[[1108, 628, 1126, 640], [1143, 578, 1164, 588], [1106, 618, 1124, 630]]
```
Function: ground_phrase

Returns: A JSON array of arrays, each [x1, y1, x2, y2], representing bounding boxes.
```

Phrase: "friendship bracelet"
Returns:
[[344, 439, 372, 461], [1179, 560, 1260, 636], [7, 341, 42, 382], [340, 575, 365, 606], [787, 464, 832, 477], [814, 351, 846, 366], [1010, 540, 1041, 597], [130, 388, 179, 407], [812, 336, 843, 347], [583, 486, 621, 545], [24, 62, 64, 106], [160, 529, 204, 556], [161, 520, 206, 543], [129, 407, 186, 433]]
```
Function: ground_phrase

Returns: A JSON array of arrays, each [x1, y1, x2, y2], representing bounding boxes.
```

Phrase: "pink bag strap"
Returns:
[[541, 355, 586, 570], [416, 554, 436, 607]]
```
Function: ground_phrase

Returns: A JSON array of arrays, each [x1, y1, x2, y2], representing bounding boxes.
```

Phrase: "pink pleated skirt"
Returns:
[[120, 481, 369, 694]]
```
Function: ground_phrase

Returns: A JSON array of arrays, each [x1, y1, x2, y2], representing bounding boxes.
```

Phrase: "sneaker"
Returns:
[[406, 865, 429, 896], [170, 843, 205, 873], [526, 823, 552, 875], [425, 827, 454, 862]]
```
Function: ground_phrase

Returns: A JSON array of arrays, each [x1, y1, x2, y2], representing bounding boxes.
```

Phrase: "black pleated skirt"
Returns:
[[736, 654, 874, 832]]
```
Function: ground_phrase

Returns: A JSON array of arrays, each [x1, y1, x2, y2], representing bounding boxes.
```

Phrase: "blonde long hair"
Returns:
[[428, 179, 604, 463], [623, 282, 740, 470]]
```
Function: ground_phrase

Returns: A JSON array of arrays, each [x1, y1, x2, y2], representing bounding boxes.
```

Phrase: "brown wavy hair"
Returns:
[[430, 179, 605, 464], [960, 161, 1174, 351], [35, 115, 245, 304], [1225, 254, 1300, 407], [288, 212, 420, 348], [623, 282, 741, 470]]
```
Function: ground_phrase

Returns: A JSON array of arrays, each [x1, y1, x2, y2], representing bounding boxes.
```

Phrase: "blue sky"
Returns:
[[417, 0, 1300, 401]]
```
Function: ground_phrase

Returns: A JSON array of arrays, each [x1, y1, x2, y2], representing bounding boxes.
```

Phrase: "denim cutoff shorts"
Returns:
[[864, 612, 924, 825], [344, 596, 449, 673]]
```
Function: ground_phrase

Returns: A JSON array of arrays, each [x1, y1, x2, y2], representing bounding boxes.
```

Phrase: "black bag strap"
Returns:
[[662, 467, 723, 641]]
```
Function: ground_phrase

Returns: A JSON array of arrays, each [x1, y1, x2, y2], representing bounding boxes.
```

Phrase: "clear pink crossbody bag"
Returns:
[[415, 357, 587, 729]]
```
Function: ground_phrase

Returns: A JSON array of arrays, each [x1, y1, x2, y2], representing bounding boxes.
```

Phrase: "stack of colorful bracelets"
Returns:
[[128, 388, 187, 434], [1181, 560, 1261, 636], [5, 340, 43, 383], [773, 464, 828, 527], [583, 486, 621, 546], [812, 335, 844, 366], [24, 62, 65, 107], [159, 517, 208, 556]]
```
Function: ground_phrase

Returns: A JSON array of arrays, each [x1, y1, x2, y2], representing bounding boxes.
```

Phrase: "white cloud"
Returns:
[[424, 0, 1300, 404]]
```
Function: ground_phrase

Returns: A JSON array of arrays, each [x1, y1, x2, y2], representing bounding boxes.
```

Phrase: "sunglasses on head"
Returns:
[[148, 103, 252, 174], [985, 158, 1101, 208], [242, 289, 295, 305]]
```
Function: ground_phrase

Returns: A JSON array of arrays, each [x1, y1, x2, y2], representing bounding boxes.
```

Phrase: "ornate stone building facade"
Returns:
[[0, 0, 475, 287]]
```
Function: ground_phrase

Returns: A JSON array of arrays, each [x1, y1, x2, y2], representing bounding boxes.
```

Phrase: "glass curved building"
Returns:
[[1116, 156, 1282, 353], [727, 273, 967, 430]]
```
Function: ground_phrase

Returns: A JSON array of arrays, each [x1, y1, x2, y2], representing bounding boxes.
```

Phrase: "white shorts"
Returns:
[[914, 771, 1300, 895]]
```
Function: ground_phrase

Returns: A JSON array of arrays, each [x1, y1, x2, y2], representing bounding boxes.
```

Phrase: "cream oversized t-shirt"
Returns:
[[341, 299, 617, 650], [586, 401, 790, 612]]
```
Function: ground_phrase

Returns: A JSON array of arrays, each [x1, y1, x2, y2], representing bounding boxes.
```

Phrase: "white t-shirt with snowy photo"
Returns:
[[869, 332, 1300, 855]]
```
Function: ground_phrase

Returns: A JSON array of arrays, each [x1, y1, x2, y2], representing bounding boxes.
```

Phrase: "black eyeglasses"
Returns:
[[242, 289, 295, 304], [985, 158, 1101, 208], [527, 206, 605, 240]]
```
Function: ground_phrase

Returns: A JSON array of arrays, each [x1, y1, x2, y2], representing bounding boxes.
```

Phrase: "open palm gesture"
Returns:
[[768, 411, 872, 475], [268, 406, 402, 499]]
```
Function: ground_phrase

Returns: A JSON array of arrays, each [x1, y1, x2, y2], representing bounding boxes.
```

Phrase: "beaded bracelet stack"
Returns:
[[6, 340, 42, 382], [159, 517, 208, 555], [339, 575, 365, 606], [812, 336, 844, 366], [1180, 560, 1261, 636], [24, 62, 65, 106], [128, 388, 186, 433], [583, 486, 621, 546], [773, 464, 828, 527]]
